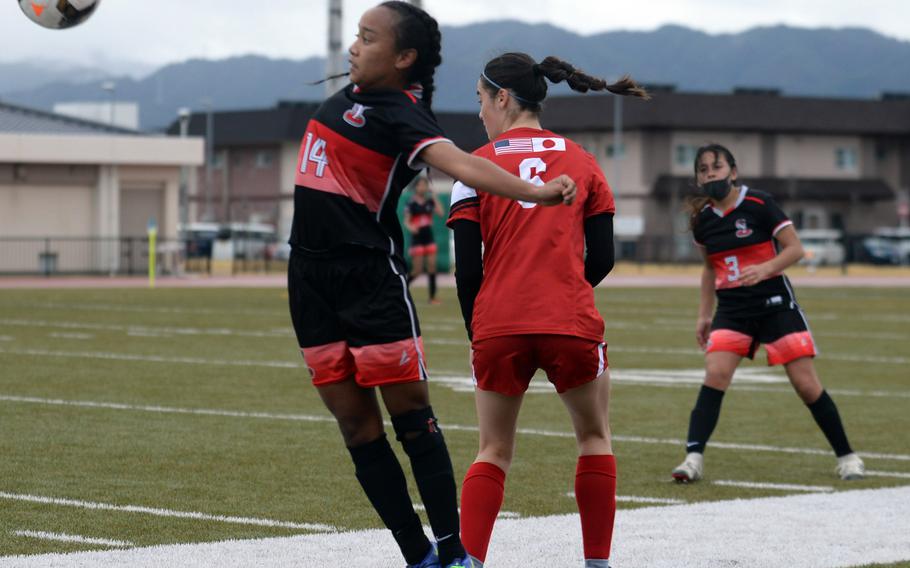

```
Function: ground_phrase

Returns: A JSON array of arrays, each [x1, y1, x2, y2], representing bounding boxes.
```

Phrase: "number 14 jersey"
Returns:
[[693, 185, 797, 317]]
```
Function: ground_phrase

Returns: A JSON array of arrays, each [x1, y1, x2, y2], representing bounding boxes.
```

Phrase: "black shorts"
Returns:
[[707, 309, 817, 365], [288, 250, 428, 386]]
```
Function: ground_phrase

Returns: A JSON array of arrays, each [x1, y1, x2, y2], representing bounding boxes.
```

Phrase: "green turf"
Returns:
[[0, 285, 908, 558]]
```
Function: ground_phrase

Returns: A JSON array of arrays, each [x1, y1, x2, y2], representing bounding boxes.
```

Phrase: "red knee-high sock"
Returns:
[[460, 461, 505, 563], [575, 454, 617, 561]]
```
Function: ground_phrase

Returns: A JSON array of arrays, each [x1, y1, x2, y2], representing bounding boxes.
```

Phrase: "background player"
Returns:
[[448, 52, 649, 568], [405, 176, 444, 304], [671, 143, 865, 483], [289, 4, 576, 568]]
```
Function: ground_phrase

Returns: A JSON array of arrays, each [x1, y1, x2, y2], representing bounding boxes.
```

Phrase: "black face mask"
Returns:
[[702, 178, 732, 201]]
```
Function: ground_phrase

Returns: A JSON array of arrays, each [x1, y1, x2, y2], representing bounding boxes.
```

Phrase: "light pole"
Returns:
[[177, 107, 191, 240], [101, 81, 115, 126], [326, 0, 344, 97], [201, 96, 215, 222]]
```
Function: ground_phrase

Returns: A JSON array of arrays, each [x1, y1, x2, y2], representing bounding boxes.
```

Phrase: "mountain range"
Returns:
[[2, 22, 910, 130]]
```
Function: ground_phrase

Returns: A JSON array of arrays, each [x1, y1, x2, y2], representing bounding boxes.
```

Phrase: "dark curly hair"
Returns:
[[380, 1, 443, 108]]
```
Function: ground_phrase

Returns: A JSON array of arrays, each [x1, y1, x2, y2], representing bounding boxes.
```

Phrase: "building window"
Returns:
[[835, 147, 857, 171], [255, 150, 274, 168], [675, 144, 698, 166], [606, 143, 626, 158]]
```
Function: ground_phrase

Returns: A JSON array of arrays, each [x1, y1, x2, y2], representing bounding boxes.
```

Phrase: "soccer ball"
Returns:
[[17, 0, 102, 29]]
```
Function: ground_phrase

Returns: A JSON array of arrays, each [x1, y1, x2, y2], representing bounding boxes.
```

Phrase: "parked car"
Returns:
[[862, 227, 910, 265], [180, 222, 220, 259], [799, 229, 845, 266]]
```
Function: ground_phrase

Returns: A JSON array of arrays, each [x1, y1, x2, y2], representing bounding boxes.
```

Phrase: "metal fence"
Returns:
[[0, 237, 285, 276], [0, 233, 904, 276]]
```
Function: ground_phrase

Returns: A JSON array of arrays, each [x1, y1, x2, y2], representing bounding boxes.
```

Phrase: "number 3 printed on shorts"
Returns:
[[724, 255, 741, 282], [300, 132, 329, 178], [517, 157, 547, 209]]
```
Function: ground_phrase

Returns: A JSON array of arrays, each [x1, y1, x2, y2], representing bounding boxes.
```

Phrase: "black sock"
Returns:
[[428, 273, 437, 300], [393, 407, 465, 565], [807, 390, 853, 457], [348, 435, 431, 564], [686, 385, 726, 454]]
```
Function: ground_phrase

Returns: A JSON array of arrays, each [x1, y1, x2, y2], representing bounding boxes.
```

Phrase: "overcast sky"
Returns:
[[2, 0, 909, 73]]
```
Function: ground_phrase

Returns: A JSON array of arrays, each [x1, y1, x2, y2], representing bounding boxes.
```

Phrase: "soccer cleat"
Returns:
[[443, 555, 481, 568], [406, 544, 440, 568], [836, 453, 865, 480], [671, 452, 704, 483]]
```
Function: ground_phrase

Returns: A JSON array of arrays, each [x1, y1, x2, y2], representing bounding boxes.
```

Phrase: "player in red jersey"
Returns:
[[670, 143, 865, 484], [405, 176, 444, 304], [448, 52, 649, 568]]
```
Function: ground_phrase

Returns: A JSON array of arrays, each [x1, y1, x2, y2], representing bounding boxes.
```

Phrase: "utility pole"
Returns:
[[326, 0, 344, 97]]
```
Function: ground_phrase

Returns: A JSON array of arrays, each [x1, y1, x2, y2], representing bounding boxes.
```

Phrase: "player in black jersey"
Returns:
[[288, 3, 575, 568], [670, 144, 864, 483], [404, 176, 444, 304]]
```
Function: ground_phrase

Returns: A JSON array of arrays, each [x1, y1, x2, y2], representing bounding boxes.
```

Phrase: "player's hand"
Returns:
[[739, 263, 771, 287], [538, 175, 577, 206], [695, 317, 712, 350]]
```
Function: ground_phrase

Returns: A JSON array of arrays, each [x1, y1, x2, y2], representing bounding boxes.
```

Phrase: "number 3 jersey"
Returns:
[[447, 127, 615, 342], [693, 185, 797, 317], [289, 84, 452, 259]]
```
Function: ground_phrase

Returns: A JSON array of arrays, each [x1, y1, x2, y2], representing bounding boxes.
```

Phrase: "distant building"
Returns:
[[0, 101, 203, 273], [53, 101, 140, 130], [168, 90, 910, 260]]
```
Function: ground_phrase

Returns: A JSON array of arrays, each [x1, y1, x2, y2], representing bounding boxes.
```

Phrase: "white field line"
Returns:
[[0, 348, 300, 369], [430, 373, 910, 400], [3, 394, 910, 464], [565, 492, 686, 505], [0, 335, 13, 342], [12, 530, 133, 548], [6, 302, 283, 317], [3, 342, 910, 372], [866, 470, 910, 479], [712, 480, 834, 492], [0, 318, 292, 339], [0, 492, 335, 533], [47, 332, 93, 340], [413, 504, 520, 519], [2, 486, 909, 567]]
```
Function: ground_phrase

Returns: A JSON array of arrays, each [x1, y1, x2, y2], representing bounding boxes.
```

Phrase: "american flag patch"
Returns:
[[493, 137, 567, 155], [493, 138, 534, 155]]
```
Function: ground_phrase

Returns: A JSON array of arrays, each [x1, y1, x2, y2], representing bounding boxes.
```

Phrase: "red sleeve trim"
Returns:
[[407, 137, 453, 169], [772, 220, 793, 236]]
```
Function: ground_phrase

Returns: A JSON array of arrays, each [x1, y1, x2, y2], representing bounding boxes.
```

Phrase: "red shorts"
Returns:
[[471, 334, 607, 396], [409, 243, 437, 256], [707, 309, 817, 366], [301, 337, 426, 388]]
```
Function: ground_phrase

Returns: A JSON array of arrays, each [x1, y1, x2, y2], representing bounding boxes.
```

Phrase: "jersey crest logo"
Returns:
[[735, 218, 753, 238], [343, 103, 370, 128]]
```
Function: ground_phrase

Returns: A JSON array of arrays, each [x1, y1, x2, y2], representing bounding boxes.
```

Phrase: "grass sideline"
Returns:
[[0, 285, 908, 565]]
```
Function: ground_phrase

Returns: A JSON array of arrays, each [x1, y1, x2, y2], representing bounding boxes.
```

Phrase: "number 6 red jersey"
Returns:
[[693, 185, 797, 317], [446, 126, 615, 342]]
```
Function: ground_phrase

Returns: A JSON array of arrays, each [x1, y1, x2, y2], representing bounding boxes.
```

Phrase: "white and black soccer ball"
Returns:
[[17, 0, 102, 29]]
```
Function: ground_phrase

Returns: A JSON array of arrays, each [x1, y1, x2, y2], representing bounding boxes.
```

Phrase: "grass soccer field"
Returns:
[[0, 285, 908, 567]]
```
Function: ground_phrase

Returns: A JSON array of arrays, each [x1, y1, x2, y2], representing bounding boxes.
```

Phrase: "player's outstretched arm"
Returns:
[[420, 142, 575, 206]]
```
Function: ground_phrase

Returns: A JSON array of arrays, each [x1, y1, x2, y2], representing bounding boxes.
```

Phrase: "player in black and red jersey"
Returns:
[[448, 52, 649, 568], [671, 143, 864, 483], [405, 176, 444, 304], [288, 4, 575, 568]]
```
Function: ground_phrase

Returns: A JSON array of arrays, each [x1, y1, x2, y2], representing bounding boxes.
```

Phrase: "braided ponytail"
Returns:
[[481, 52, 650, 113], [380, 1, 443, 108]]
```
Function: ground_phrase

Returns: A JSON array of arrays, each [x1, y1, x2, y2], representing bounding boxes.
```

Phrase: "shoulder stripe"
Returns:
[[745, 196, 765, 205]]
